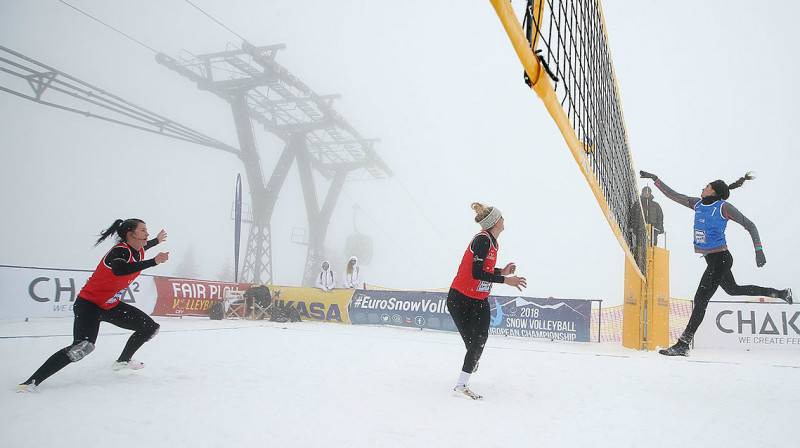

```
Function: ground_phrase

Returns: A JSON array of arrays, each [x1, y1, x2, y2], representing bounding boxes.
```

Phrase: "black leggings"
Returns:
[[447, 288, 491, 373], [684, 250, 781, 337], [24, 298, 160, 385]]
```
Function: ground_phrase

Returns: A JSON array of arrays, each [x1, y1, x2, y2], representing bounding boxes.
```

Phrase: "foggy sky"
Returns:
[[1, 0, 798, 305]]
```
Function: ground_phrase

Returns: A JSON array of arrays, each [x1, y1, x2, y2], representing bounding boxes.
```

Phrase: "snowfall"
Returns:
[[1, 316, 798, 448]]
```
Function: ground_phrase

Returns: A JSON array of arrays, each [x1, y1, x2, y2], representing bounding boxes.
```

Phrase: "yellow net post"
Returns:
[[623, 226, 670, 350], [622, 255, 645, 349], [645, 246, 670, 350]]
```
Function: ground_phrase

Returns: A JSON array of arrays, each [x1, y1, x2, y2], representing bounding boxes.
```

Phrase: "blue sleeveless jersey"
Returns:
[[693, 200, 728, 253]]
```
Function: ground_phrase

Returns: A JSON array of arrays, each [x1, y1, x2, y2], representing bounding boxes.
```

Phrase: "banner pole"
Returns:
[[234, 173, 243, 283]]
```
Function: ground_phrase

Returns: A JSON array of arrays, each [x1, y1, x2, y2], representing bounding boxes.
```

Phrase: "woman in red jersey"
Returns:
[[17, 219, 169, 392], [448, 202, 526, 400]]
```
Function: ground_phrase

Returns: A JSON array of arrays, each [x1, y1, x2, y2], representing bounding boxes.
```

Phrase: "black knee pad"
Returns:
[[65, 340, 95, 362], [147, 323, 160, 341]]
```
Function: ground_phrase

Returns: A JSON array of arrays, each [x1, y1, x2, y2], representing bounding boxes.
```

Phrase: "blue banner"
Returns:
[[488, 295, 592, 342], [348, 290, 456, 332], [349, 290, 592, 342]]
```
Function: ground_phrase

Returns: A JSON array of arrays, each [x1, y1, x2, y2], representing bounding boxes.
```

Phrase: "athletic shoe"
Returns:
[[453, 385, 483, 400], [782, 288, 793, 305], [112, 360, 145, 371], [659, 342, 690, 357], [15, 381, 37, 393]]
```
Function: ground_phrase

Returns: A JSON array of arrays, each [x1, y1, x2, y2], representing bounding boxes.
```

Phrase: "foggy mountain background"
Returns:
[[1, 0, 797, 305]]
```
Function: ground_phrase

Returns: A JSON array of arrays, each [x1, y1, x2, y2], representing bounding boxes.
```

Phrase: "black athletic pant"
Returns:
[[24, 298, 159, 385], [447, 288, 491, 373], [684, 250, 781, 338]]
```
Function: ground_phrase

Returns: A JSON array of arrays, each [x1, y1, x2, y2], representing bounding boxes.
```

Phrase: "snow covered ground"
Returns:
[[2, 317, 798, 448]]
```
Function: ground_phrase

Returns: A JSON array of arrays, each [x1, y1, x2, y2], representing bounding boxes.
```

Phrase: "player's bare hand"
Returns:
[[156, 229, 167, 244], [154, 252, 170, 264], [505, 275, 527, 291], [500, 262, 516, 276]]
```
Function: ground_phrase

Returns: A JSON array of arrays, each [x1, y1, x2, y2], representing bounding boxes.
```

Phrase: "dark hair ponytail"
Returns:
[[728, 171, 756, 191], [95, 218, 145, 246]]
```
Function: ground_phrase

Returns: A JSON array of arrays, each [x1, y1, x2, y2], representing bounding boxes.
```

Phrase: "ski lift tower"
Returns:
[[157, 41, 392, 286]]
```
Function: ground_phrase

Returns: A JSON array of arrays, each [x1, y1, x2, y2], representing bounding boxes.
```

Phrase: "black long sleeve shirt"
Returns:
[[470, 232, 505, 283], [104, 238, 159, 276]]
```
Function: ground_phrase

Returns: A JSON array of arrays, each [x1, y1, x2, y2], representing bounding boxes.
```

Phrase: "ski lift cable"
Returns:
[[341, 177, 457, 259], [392, 175, 457, 257], [55, 1, 246, 88], [56, 0, 160, 55], [181, 1, 269, 80], [183, 0, 248, 44]]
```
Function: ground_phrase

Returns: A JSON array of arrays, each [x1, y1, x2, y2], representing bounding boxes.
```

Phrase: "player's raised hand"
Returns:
[[500, 262, 517, 276], [639, 170, 658, 180], [755, 248, 766, 268], [154, 252, 169, 264]]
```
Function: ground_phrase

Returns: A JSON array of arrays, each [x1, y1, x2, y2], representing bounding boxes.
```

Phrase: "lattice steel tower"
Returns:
[[157, 41, 391, 285]]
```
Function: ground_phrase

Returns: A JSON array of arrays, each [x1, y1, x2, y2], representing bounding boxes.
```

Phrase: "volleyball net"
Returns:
[[490, 0, 646, 279]]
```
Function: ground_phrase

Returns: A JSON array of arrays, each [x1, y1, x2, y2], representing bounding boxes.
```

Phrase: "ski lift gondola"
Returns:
[[345, 205, 373, 265]]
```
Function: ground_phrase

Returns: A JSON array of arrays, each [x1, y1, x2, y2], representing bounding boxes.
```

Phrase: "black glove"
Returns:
[[640, 170, 658, 180], [755, 248, 766, 267]]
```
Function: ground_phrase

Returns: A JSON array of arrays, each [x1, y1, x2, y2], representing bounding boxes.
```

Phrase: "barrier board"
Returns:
[[267, 286, 354, 324], [349, 290, 456, 331], [488, 295, 593, 342], [151, 277, 251, 317], [0, 265, 157, 318], [694, 301, 800, 350], [349, 290, 592, 342]]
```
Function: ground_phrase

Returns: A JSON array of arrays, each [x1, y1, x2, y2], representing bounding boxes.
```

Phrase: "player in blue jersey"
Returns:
[[640, 170, 792, 356]]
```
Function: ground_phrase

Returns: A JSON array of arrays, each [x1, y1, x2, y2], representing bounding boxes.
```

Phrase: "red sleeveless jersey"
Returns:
[[79, 243, 144, 309], [450, 231, 498, 299]]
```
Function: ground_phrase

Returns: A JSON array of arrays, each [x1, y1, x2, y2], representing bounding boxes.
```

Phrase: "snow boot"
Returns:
[[781, 288, 793, 305]]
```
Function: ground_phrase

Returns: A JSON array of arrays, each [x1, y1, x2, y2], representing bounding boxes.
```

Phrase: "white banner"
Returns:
[[0, 265, 157, 319], [694, 301, 800, 350]]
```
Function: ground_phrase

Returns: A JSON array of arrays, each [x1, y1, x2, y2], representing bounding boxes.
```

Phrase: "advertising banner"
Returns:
[[151, 277, 251, 317], [488, 295, 592, 342], [349, 290, 592, 342], [694, 301, 800, 350], [268, 286, 355, 324], [0, 265, 157, 319], [349, 290, 456, 331]]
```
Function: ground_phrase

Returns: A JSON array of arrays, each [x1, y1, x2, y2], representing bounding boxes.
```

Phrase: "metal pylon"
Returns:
[[157, 41, 392, 285], [241, 221, 271, 285]]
